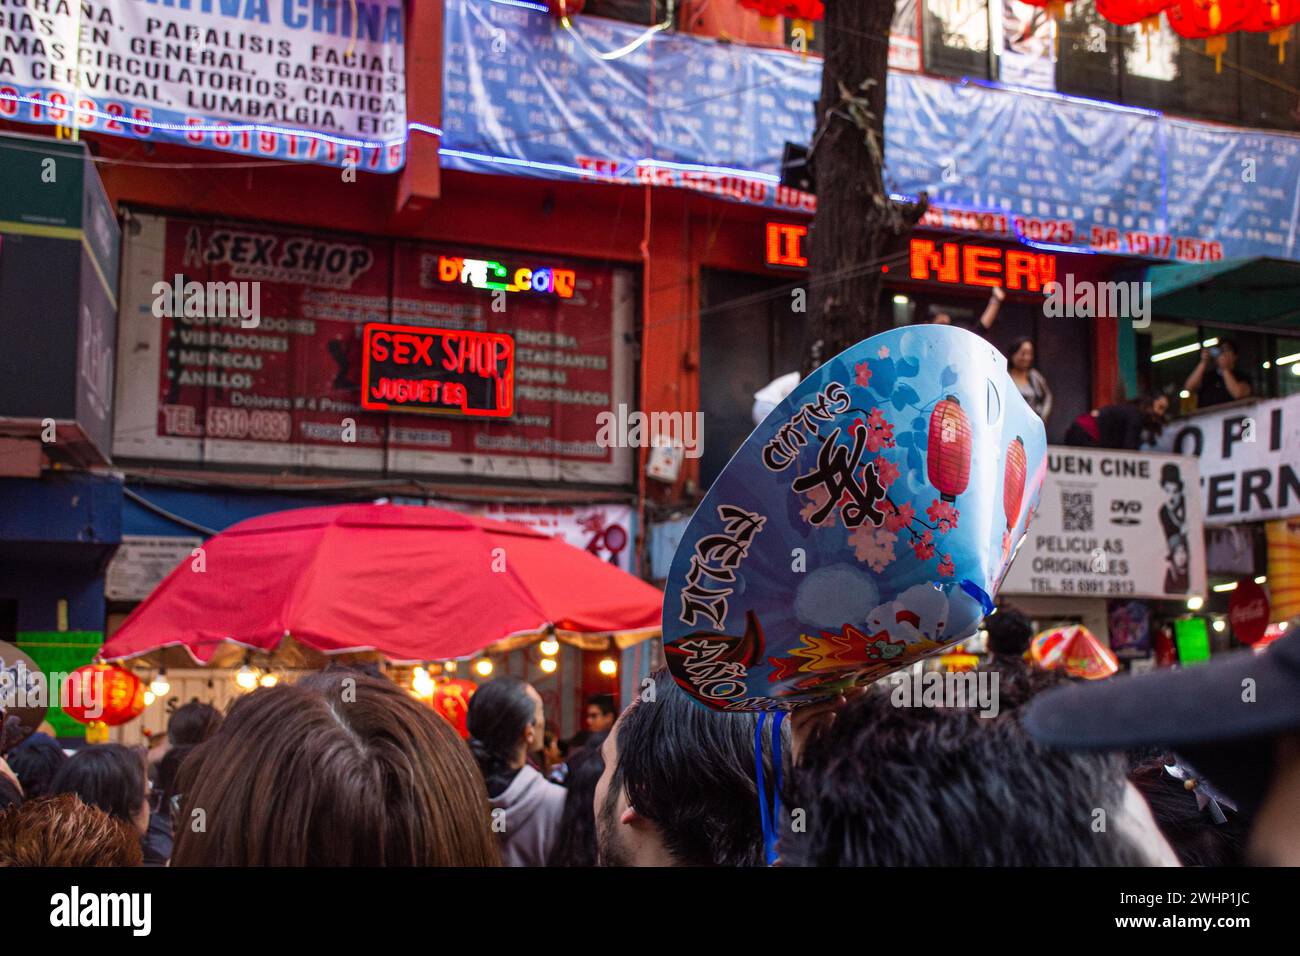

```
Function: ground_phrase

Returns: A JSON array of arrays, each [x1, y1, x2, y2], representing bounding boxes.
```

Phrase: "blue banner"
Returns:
[[443, 0, 1300, 263]]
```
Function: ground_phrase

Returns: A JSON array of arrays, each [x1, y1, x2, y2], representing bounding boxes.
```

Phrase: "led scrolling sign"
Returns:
[[764, 222, 1058, 292]]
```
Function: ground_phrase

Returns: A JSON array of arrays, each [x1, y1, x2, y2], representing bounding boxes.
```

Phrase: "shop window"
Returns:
[[1140, 322, 1297, 411], [1119, 19, 1241, 124], [1056, 1, 1122, 104], [699, 270, 803, 489], [923, 0, 992, 79], [1239, 31, 1300, 132]]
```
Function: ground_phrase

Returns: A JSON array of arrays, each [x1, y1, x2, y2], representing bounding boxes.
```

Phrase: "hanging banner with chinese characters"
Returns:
[[0, 1, 406, 171]]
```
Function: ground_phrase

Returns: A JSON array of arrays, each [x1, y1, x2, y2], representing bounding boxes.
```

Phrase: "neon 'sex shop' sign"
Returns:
[[361, 324, 515, 419], [764, 222, 1058, 291], [429, 255, 578, 299]]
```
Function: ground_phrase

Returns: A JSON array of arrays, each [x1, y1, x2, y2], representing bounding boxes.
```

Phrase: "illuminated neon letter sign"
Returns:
[[436, 256, 577, 299], [361, 323, 515, 419]]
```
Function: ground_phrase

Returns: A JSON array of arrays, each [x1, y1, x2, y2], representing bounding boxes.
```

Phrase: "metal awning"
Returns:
[[1142, 257, 1300, 329]]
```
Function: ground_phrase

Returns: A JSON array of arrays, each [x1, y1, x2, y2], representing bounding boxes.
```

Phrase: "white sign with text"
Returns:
[[1001, 447, 1206, 601]]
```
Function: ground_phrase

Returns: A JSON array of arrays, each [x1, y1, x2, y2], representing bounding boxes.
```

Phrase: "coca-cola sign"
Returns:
[[1228, 578, 1271, 646]]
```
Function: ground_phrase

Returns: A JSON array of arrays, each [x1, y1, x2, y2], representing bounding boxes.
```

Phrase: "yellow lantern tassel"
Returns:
[[794, 18, 814, 42], [758, 15, 777, 32], [1269, 27, 1290, 64], [1206, 35, 1226, 73], [1141, 16, 1159, 63], [85, 721, 109, 744]]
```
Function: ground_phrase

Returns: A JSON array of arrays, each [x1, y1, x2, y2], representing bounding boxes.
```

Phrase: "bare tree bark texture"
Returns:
[[803, 0, 928, 376]]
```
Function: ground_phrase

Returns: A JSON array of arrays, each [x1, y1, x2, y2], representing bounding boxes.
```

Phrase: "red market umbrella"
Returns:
[[1030, 625, 1118, 680], [100, 504, 662, 665]]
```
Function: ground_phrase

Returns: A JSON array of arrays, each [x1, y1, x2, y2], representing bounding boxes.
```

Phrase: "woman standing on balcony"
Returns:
[[1005, 337, 1053, 423]]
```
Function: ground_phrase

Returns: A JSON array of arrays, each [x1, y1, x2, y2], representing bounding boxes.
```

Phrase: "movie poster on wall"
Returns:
[[113, 212, 634, 484], [1000, 447, 1207, 601]]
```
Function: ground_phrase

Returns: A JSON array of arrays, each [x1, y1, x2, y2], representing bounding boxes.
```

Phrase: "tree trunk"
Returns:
[[802, 1, 928, 376]]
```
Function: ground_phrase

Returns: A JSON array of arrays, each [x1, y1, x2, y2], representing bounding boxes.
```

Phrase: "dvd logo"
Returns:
[[1110, 499, 1142, 526]]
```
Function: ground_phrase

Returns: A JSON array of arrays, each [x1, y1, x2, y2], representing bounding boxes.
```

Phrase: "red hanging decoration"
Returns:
[[1003, 437, 1028, 531], [927, 396, 973, 503], [545, 0, 586, 17], [1167, 0, 1248, 70], [430, 678, 477, 739], [1243, 0, 1300, 61], [739, 1, 824, 19], [1095, 0, 1174, 25], [62, 664, 146, 727]]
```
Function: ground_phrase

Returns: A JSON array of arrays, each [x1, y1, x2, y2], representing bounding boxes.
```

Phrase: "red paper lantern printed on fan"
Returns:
[[430, 678, 477, 739], [1167, 0, 1249, 70], [1243, 0, 1300, 61], [927, 396, 972, 503], [1003, 437, 1028, 531], [62, 664, 146, 727]]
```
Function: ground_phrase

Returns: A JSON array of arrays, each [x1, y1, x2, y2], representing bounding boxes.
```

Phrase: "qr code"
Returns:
[[1061, 491, 1094, 532]]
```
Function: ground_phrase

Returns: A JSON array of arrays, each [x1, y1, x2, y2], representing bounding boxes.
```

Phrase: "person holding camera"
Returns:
[[1184, 338, 1252, 408]]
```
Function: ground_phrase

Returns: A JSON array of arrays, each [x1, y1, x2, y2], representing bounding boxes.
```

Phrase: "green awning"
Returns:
[[1141, 257, 1300, 328]]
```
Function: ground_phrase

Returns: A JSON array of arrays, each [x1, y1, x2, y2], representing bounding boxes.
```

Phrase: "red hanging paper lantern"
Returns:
[[1243, 0, 1300, 61], [739, 0, 786, 17], [780, 1, 825, 19], [927, 396, 972, 503], [1167, 0, 1248, 70], [430, 678, 477, 739], [545, 0, 585, 17], [1003, 437, 1028, 531], [62, 664, 146, 727], [739, 1, 824, 32], [1096, 0, 1174, 23]]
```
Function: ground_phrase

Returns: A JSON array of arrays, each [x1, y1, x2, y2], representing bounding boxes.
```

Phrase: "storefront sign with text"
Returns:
[[361, 324, 515, 418], [1158, 394, 1300, 527], [1001, 447, 1207, 601]]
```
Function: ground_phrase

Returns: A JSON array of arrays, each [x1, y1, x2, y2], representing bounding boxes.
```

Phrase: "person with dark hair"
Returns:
[[0, 770, 20, 812], [49, 744, 150, 839], [1005, 337, 1052, 422], [928, 286, 1005, 334], [782, 690, 1179, 866], [1129, 758, 1249, 867], [1064, 391, 1170, 450], [0, 794, 144, 867], [1184, 337, 1251, 408], [168, 700, 223, 747], [593, 668, 786, 867], [548, 731, 607, 867], [466, 676, 564, 866], [984, 605, 1033, 664], [1025, 628, 1300, 866], [585, 693, 617, 734], [171, 670, 498, 866], [5, 732, 66, 800]]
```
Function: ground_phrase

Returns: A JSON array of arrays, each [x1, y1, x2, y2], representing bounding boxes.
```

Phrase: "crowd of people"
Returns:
[[1, 612, 1296, 867]]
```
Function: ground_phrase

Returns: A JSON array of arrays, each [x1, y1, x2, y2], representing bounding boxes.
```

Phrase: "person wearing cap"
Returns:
[[1024, 629, 1300, 865]]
